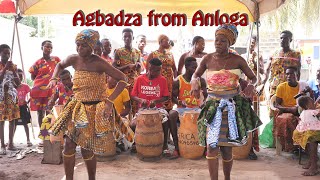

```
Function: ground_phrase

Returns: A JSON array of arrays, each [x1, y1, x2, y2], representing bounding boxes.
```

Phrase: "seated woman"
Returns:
[[274, 67, 311, 152], [293, 96, 320, 176]]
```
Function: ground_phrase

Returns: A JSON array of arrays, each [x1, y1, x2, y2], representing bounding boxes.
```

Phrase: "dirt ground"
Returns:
[[0, 106, 319, 180], [0, 146, 319, 180]]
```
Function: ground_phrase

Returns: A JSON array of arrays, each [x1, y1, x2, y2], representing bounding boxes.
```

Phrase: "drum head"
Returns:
[[270, 95, 277, 110], [184, 110, 200, 114], [139, 109, 160, 115]]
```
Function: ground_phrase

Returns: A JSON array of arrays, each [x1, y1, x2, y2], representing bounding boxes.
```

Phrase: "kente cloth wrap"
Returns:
[[207, 99, 238, 148], [114, 47, 140, 114], [75, 29, 100, 50], [150, 50, 175, 109], [269, 49, 300, 95], [215, 23, 238, 46], [197, 95, 262, 147], [50, 71, 134, 153]]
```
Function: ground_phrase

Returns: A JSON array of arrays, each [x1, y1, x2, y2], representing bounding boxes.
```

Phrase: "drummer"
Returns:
[[131, 57, 170, 153], [169, 57, 207, 159], [47, 69, 73, 110]]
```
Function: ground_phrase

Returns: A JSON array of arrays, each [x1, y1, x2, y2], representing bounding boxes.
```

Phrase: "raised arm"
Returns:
[[47, 55, 75, 89], [190, 55, 208, 99]]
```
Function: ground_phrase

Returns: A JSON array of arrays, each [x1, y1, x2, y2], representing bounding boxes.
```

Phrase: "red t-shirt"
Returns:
[[17, 83, 31, 106], [54, 83, 73, 105], [131, 74, 169, 108]]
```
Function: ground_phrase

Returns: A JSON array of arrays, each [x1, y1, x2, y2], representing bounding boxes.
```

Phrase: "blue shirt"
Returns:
[[308, 79, 320, 100]]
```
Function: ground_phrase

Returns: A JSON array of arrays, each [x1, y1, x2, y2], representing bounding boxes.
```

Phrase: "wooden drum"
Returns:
[[50, 105, 64, 145], [135, 109, 164, 161], [178, 110, 204, 159], [232, 131, 253, 159]]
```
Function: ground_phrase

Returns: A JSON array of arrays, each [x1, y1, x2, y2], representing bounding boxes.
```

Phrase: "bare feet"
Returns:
[[302, 168, 319, 176]]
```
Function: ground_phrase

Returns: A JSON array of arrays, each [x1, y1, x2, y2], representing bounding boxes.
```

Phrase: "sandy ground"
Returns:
[[0, 105, 319, 180]]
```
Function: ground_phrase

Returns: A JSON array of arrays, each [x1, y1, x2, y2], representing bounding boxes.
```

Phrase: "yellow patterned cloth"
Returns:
[[269, 49, 300, 96], [293, 130, 320, 149], [150, 50, 175, 110], [114, 47, 140, 114], [50, 71, 134, 154]]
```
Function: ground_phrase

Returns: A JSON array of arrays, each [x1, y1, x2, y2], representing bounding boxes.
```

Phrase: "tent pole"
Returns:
[[10, 17, 17, 60]]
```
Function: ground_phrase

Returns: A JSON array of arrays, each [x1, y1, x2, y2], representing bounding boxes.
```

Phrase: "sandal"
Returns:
[[248, 151, 258, 160], [0, 148, 6, 155], [27, 141, 33, 147], [168, 150, 179, 160], [130, 144, 137, 153], [7, 146, 18, 151], [163, 149, 171, 158]]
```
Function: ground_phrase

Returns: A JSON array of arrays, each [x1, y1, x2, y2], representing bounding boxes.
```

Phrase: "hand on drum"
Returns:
[[140, 99, 148, 108], [190, 79, 201, 99], [149, 100, 156, 108]]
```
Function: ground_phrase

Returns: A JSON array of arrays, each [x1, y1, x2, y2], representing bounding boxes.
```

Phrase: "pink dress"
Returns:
[[296, 109, 320, 132]]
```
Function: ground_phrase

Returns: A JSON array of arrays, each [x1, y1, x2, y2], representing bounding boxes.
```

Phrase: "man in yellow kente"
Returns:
[[48, 29, 133, 180]]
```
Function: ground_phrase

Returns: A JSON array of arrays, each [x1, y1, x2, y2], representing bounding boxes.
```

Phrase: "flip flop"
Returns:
[[248, 152, 258, 160], [16, 152, 26, 160], [7, 146, 18, 151], [167, 150, 179, 160], [27, 142, 33, 147], [7, 150, 20, 158], [0, 148, 6, 155]]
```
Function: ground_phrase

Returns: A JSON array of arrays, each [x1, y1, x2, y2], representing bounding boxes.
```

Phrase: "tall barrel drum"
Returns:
[[135, 110, 164, 161], [178, 110, 205, 159]]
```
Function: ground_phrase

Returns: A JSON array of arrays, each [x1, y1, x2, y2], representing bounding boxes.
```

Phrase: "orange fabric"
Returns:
[[177, 75, 200, 108]]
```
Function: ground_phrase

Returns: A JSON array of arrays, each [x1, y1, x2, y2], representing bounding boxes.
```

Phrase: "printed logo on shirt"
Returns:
[[141, 85, 160, 97]]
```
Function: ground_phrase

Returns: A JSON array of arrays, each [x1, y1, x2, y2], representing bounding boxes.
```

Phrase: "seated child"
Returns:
[[293, 96, 320, 176]]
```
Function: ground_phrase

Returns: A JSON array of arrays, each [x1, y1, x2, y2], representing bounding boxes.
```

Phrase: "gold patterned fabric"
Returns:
[[115, 47, 140, 114], [150, 50, 175, 109], [50, 71, 134, 154], [269, 49, 300, 96]]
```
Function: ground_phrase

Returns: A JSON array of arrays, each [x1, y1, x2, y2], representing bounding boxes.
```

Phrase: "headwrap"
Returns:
[[158, 34, 168, 44], [215, 24, 238, 46], [75, 29, 100, 50]]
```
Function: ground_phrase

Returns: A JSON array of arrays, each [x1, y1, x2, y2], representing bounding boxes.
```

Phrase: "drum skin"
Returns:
[[178, 111, 204, 159], [135, 110, 164, 160]]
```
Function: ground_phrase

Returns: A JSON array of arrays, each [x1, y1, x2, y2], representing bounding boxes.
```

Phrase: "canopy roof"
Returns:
[[18, 0, 287, 21]]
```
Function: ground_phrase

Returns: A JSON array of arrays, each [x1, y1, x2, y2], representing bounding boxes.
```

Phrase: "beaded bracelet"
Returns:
[[50, 77, 59, 81]]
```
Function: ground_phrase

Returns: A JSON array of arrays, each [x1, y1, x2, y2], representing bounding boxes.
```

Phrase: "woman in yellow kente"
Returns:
[[47, 29, 130, 180], [191, 24, 262, 180]]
